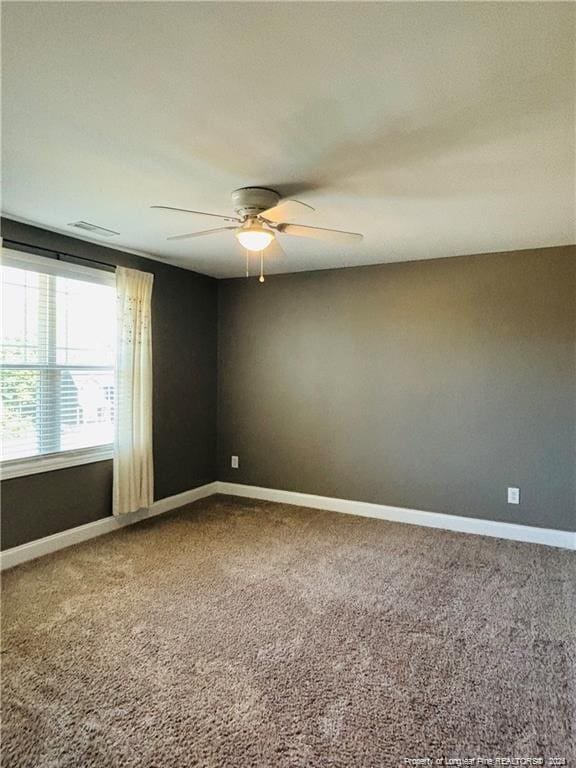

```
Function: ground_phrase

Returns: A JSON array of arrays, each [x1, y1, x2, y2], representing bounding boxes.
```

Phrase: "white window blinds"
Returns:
[[1, 248, 116, 465]]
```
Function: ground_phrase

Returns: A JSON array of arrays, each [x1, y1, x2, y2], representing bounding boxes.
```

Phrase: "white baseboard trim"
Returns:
[[216, 482, 576, 551], [3, 480, 573, 570], [0, 482, 219, 571]]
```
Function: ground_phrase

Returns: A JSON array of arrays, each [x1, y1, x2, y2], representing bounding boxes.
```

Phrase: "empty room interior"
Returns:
[[1, 2, 575, 765]]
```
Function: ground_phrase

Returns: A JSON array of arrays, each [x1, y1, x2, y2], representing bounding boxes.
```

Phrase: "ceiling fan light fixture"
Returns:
[[236, 224, 274, 252]]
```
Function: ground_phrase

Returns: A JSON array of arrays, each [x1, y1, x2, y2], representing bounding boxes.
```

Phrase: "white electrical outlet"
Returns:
[[231, 455, 239, 469], [507, 487, 520, 505]]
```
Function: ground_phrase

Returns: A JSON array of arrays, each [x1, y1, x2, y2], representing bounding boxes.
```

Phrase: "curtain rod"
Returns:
[[3, 238, 117, 273]]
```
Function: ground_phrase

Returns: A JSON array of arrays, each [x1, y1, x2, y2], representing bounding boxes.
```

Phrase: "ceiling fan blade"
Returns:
[[259, 199, 315, 224], [152, 205, 240, 223], [278, 223, 363, 244], [167, 226, 237, 241]]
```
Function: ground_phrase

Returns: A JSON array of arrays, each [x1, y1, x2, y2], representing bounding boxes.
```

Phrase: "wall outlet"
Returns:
[[507, 487, 520, 505], [231, 455, 239, 469]]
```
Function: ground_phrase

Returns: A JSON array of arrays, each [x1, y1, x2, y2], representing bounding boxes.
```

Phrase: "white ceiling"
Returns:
[[2, 2, 574, 278]]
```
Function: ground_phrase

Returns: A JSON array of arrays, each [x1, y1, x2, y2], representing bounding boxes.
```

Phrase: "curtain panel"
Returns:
[[113, 266, 154, 515]]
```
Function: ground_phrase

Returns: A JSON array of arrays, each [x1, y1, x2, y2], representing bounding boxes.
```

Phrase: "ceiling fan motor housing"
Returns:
[[232, 187, 280, 219]]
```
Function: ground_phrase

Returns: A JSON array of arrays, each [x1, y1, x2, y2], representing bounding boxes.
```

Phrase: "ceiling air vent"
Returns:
[[68, 221, 120, 237]]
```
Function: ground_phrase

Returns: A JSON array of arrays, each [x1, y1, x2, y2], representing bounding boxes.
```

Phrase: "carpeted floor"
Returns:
[[2, 495, 575, 767]]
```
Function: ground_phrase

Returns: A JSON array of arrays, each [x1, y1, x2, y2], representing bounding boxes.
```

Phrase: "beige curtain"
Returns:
[[113, 266, 154, 515]]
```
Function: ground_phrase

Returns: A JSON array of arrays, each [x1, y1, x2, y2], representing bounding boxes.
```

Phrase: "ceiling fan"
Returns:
[[152, 187, 363, 281]]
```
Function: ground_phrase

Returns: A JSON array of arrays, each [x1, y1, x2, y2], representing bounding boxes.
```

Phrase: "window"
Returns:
[[1, 248, 116, 478]]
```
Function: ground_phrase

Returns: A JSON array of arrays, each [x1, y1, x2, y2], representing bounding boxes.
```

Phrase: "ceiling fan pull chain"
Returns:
[[259, 250, 265, 284], [245, 248, 249, 278]]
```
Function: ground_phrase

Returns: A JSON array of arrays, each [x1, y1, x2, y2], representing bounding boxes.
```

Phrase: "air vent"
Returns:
[[68, 221, 120, 237]]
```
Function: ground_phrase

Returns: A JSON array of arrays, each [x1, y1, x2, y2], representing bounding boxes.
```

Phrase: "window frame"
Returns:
[[1, 247, 117, 479], [1, 444, 114, 480]]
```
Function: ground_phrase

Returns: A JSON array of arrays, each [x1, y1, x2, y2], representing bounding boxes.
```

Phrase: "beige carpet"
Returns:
[[2, 495, 575, 767]]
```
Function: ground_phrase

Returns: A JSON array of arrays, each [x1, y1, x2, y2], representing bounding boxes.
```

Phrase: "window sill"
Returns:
[[1, 445, 114, 480]]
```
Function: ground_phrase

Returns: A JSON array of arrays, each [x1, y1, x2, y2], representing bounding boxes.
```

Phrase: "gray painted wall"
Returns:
[[218, 246, 576, 532], [1, 219, 218, 549], [3, 231, 574, 549]]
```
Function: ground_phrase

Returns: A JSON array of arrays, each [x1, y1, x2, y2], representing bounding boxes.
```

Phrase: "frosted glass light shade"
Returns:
[[236, 226, 274, 252]]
